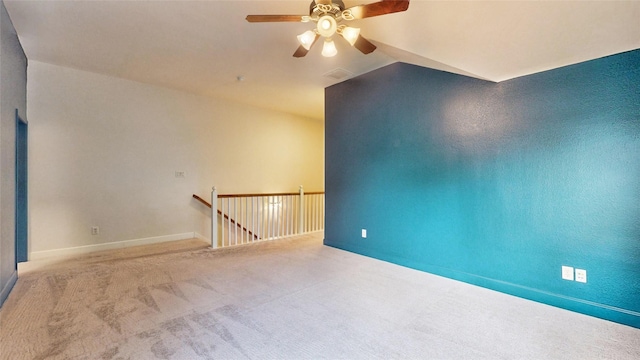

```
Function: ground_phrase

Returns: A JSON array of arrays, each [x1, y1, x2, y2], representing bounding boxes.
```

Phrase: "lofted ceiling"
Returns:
[[5, 0, 640, 121]]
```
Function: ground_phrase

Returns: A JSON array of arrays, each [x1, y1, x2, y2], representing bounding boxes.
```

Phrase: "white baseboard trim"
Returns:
[[0, 270, 18, 307], [194, 232, 210, 243], [29, 232, 198, 261]]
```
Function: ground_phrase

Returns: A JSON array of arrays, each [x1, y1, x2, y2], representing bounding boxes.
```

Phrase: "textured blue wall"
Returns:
[[324, 50, 640, 327]]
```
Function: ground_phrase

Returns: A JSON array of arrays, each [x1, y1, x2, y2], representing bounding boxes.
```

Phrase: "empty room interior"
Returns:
[[1, 1, 639, 359]]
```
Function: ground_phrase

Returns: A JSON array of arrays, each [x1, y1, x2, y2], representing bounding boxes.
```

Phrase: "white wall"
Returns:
[[0, 0, 27, 304], [27, 61, 324, 256]]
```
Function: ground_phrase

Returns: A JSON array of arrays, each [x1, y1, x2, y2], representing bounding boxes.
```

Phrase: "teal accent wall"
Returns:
[[324, 50, 640, 328]]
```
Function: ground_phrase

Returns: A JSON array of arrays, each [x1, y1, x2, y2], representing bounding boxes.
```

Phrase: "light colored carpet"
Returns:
[[1, 232, 639, 359]]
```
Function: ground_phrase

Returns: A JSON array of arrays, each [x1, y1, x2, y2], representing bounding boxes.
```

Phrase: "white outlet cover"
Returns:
[[361, 229, 367, 238], [575, 269, 587, 283], [561, 266, 574, 281]]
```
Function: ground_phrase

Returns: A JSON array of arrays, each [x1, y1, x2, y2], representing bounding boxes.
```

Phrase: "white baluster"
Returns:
[[322, 194, 325, 230], [279, 195, 284, 238], [211, 187, 218, 248], [244, 197, 248, 243], [261, 196, 265, 240], [251, 197, 255, 242], [221, 196, 225, 246], [298, 185, 304, 234], [228, 198, 232, 245]]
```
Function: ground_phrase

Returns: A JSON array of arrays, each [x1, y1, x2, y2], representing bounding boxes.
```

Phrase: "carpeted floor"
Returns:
[[1, 232, 639, 359]]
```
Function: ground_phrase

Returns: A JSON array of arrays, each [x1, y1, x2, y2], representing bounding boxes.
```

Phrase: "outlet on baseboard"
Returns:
[[91, 226, 99, 235]]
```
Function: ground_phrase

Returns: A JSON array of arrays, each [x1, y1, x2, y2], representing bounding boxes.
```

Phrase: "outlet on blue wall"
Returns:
[[325, 50, 640, 328]]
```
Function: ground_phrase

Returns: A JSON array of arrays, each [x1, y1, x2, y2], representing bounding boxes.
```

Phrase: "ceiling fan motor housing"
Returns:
[[309, 1, 346, 15]]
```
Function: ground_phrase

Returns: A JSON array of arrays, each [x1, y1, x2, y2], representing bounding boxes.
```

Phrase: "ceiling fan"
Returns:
[[246, 0, 410, 58]]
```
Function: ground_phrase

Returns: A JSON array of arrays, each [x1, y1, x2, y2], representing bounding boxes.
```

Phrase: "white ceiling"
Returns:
[[5, 0, 640, 121]]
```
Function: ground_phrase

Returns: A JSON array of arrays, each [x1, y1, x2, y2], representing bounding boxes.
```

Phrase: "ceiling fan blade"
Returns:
[[353, 35, 377, 54], [345, 0, 409, 20], [246, 15, 307, 22], [293, 45, 311, 58], [293, 34, 321, 57]]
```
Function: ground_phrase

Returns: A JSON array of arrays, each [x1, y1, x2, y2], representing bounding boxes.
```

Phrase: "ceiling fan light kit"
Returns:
[[246, 0, 410, 58], [338, 26, 361, 46], [322, 38, 338, 57], [317, 15, 338, 37], [297, 30, 317, 51]]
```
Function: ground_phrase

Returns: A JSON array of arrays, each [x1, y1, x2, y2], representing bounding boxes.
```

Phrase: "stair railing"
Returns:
[[194, 186, 324, 248]]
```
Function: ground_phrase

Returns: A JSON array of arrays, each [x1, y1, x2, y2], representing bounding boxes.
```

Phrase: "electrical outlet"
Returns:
[[361, 229, 367, 238], [561, 266, 574, 281], [91, 226, 99, 235], [575, 269, 587, 283]]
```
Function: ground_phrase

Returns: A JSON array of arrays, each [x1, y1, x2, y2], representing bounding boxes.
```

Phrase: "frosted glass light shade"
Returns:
[[341, 27, 360, 46], [297, 30, 316, 50], [322, 38, 338, 57], [317, 15, 337, 37], [320, 18, 332, 31]]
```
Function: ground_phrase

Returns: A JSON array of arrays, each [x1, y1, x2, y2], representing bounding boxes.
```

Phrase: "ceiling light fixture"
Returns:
[[246, 0, 410, 58], [317, 15, 337, 37], [338, 26, 360, 46], [297, 30, 317, 50], [321, 38, 338, 57]]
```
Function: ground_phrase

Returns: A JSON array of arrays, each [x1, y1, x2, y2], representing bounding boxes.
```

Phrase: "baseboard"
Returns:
[[194, 232, 210, 243], [0, 270, 18, 308], [29, 232, 198, 261], [445, 269, 640, 329], [325, 241, 640, 329]]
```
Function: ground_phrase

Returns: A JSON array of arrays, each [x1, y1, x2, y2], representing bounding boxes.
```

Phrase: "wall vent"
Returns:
[[323, 68, 354, 80]]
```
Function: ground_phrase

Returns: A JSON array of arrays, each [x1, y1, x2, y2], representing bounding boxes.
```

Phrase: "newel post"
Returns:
[[298, 185, 304, 234], [211, 186, 218, 248]]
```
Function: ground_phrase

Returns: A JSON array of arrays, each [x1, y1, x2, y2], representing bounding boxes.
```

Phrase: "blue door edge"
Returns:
[[15, 108, 28, 264]]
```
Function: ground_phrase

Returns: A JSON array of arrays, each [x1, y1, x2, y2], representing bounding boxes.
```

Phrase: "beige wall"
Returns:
[[27, 61, 324, 256]]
